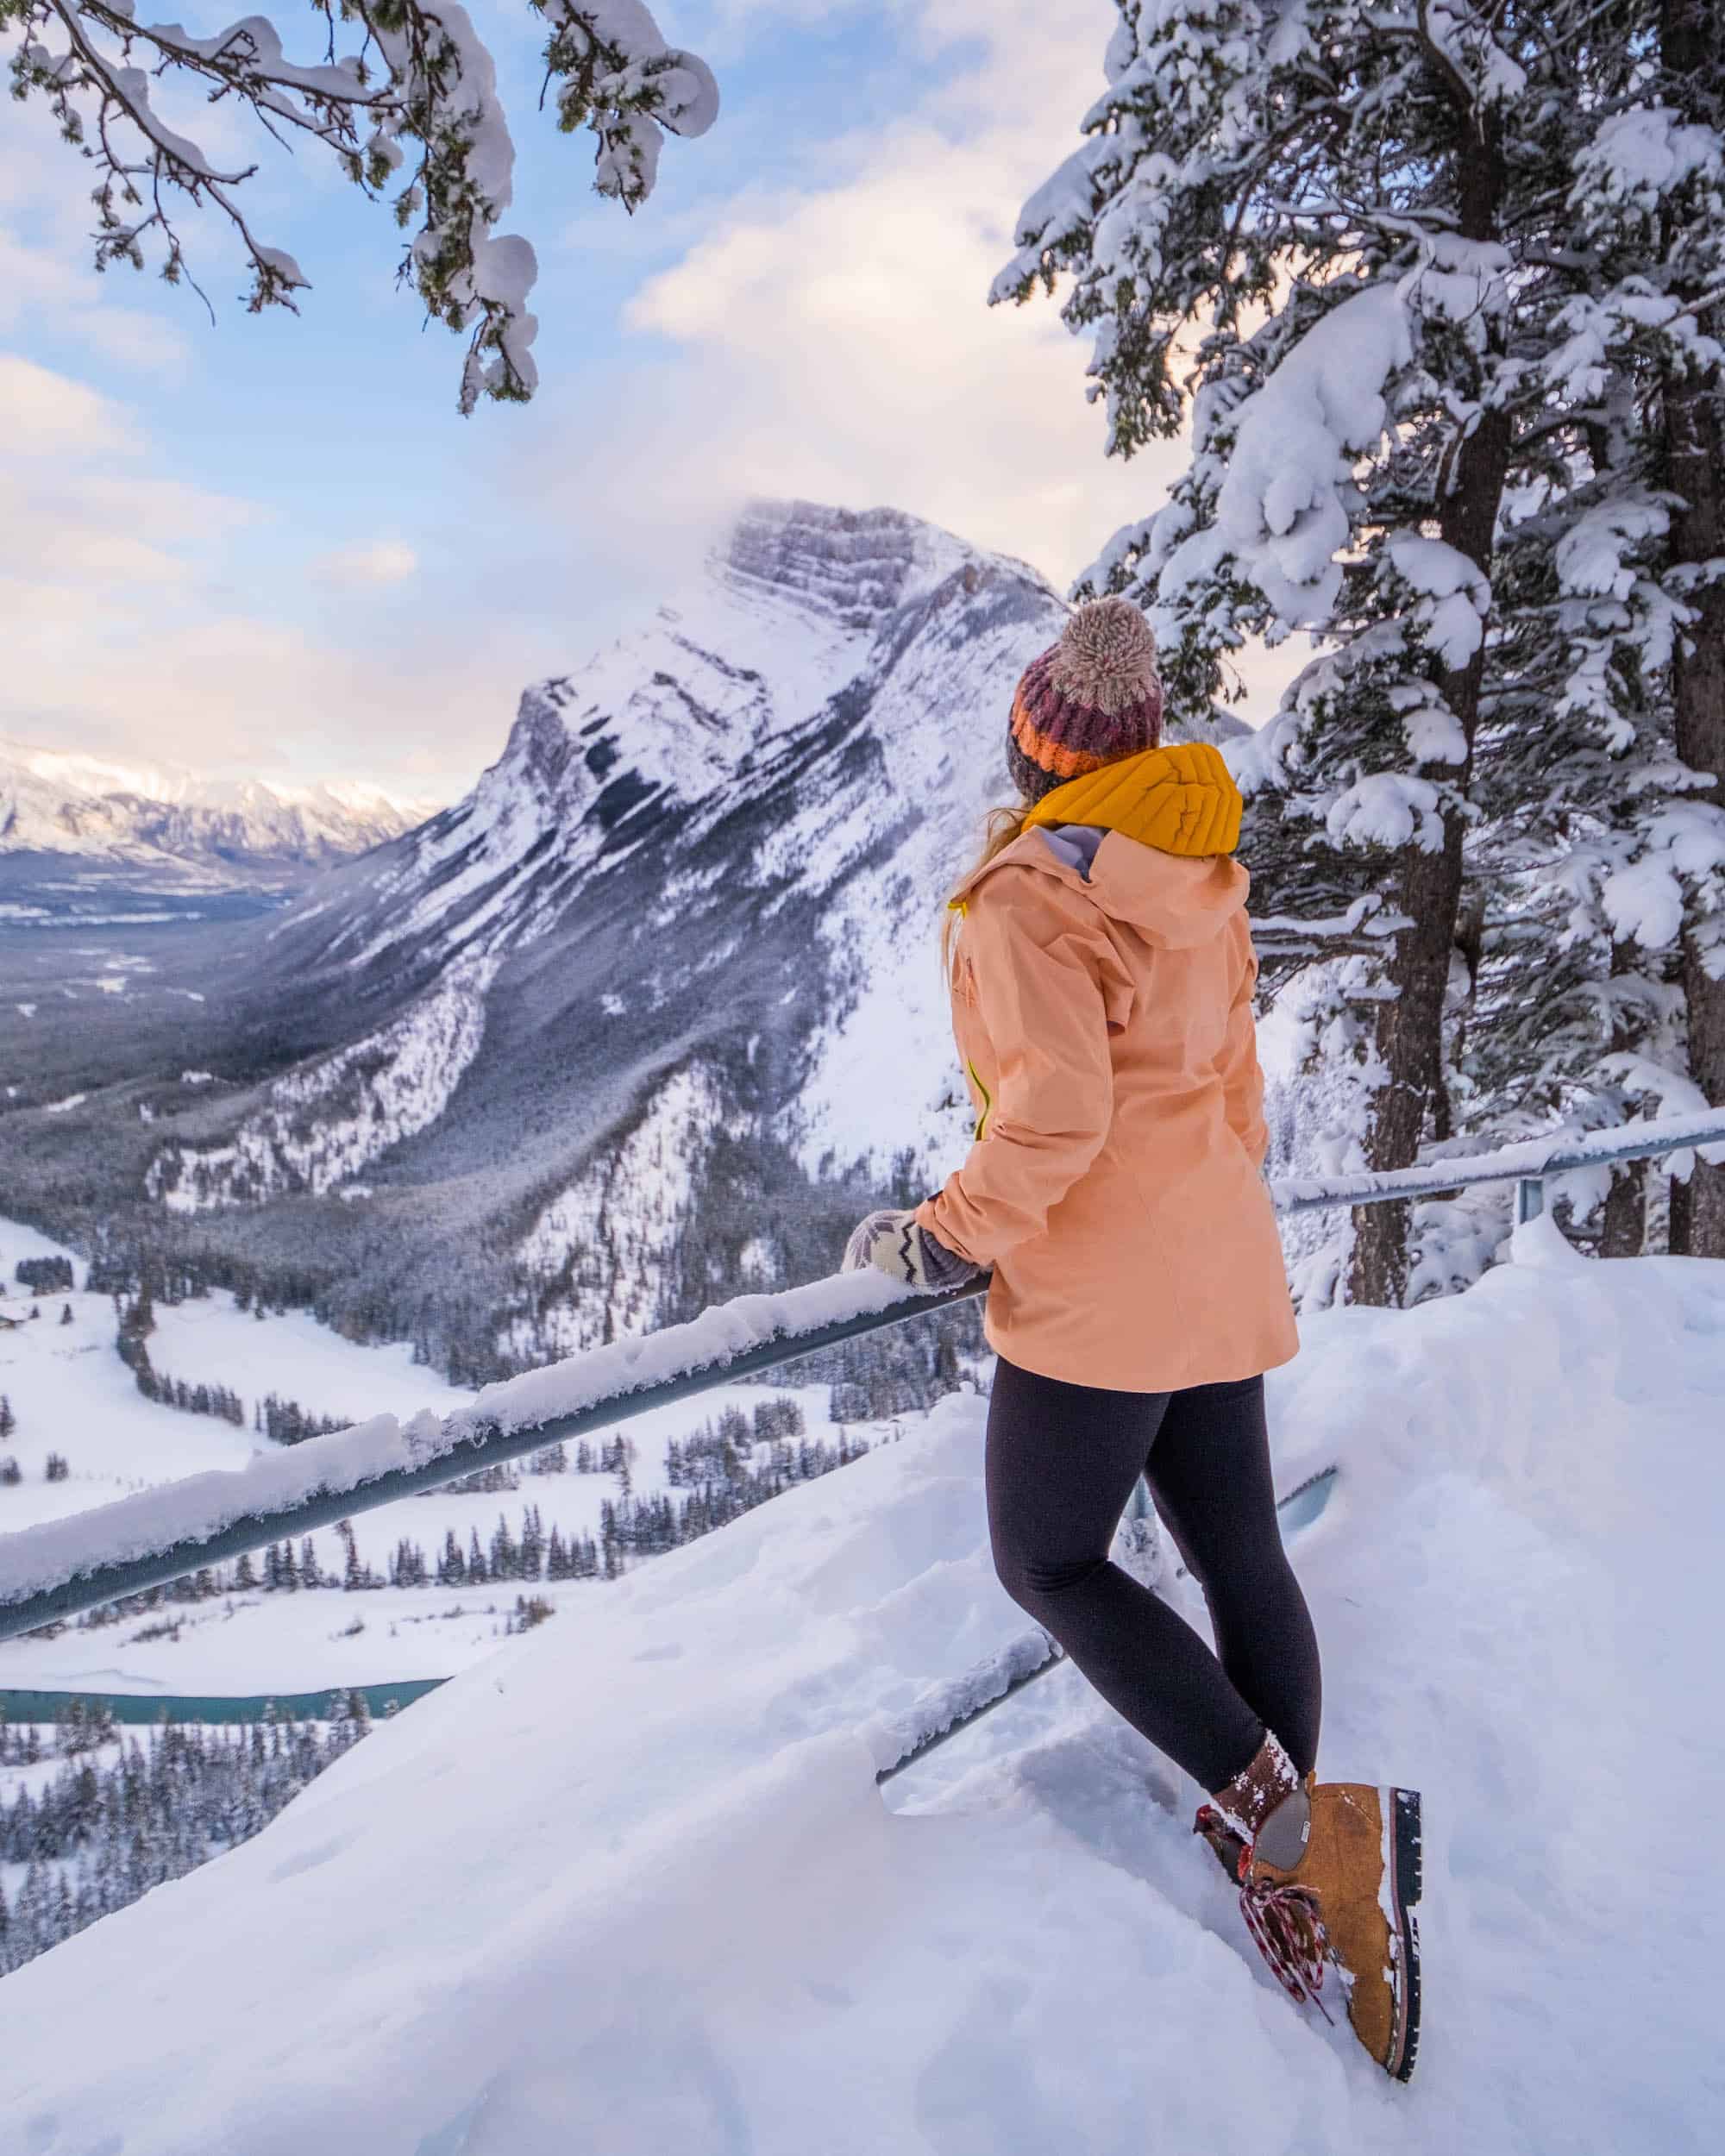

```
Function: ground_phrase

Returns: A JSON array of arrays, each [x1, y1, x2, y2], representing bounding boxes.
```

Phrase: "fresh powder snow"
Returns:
[[0, 1233, 1718, 2152]]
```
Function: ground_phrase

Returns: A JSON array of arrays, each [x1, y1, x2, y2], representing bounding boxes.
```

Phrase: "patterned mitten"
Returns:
[[843, 1208, 979, 1292]]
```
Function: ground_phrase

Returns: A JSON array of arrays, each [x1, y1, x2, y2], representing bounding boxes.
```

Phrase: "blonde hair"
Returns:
[[941, 801, 1031, 980]]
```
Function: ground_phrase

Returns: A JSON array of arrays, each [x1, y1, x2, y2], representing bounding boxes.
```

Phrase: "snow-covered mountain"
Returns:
[[2, 500, 1240, 1382], [0, 736, 427, 874]]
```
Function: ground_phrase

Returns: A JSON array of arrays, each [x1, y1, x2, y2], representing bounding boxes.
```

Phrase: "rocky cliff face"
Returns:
[[3, 502, 1235, 1384]]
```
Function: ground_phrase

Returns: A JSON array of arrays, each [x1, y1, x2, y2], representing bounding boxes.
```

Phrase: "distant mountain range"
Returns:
[[0, 738, 429, 875], [2, 501, 1246, 1386]]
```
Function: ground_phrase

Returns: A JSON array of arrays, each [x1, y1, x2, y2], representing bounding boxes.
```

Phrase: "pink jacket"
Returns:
[[916, 767, 1298, 1394]]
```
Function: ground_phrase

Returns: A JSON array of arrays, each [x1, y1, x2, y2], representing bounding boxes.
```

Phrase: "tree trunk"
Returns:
[[1348, 108, 1511, 1305], [1670, 1169, 1694, 1254], [1663, 0, 1725, 1254], [1601, 1160, 1647, 1257]]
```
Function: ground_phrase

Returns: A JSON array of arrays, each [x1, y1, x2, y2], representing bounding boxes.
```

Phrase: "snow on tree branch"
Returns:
[[3, 0, 718, 411]]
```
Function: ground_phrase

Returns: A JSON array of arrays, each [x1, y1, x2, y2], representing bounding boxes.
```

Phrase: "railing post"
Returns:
[[1516, 1176, 1545, 1225]]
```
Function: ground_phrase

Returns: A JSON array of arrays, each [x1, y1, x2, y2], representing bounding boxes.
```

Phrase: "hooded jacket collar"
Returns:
[[951, 742, 1251, 951]]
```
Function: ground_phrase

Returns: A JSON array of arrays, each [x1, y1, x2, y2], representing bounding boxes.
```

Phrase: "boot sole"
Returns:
[[1386, 1787, 1423, 2084]]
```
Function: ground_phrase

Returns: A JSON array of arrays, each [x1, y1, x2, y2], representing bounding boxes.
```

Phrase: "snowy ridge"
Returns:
[[285, 503, 912, 983], [144, 958, 498, 1210], [1, 1238, 1720, 2149], [0, 736, 424, 871]]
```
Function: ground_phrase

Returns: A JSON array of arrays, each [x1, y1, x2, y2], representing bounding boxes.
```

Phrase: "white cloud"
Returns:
[[580, 0, 1176, 596], [0, 353, 139, 458], [310, 541, 420, 588], [2, 605, 528, 800]]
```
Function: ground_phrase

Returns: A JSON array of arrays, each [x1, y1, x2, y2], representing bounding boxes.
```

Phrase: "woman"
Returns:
[[844, 598, 1421, 2082]]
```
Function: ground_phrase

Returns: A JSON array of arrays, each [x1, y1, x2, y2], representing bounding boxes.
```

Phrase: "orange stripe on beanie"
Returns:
[[1007, 597, 1163, 804]]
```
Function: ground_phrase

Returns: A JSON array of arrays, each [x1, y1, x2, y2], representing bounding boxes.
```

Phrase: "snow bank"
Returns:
[[2, 1248, 1721, 2152]]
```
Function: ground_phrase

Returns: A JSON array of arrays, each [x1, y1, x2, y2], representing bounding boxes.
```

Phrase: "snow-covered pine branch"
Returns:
[[3, 0, 718, 411]]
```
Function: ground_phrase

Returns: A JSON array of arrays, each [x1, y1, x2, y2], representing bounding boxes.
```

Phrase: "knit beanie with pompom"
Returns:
[[1007, 597, 1164, 805]]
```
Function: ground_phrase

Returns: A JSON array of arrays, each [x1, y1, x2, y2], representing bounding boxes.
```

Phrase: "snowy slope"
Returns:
[[2, 1237, 1719, 2152], [0, 736, 424, 873]]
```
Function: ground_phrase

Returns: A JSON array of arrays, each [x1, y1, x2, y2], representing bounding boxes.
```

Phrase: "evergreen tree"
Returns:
[[995, 0, 1703, 1298]]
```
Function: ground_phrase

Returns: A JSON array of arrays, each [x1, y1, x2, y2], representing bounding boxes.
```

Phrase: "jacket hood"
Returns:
[[955, 741, 1251, 950]]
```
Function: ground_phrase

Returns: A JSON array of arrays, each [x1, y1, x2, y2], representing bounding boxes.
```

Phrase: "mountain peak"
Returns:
[[717, 498, 1047, 630]]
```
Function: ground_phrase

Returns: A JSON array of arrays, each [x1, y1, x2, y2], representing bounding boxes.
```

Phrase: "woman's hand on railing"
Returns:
[[844, 1209, 982, 1294]]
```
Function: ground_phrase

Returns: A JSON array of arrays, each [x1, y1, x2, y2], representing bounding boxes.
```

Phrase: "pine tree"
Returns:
[[0, 1397, 13, 1439], [339, 1520, 364, 1593], [995, 0, 1692, 1298]]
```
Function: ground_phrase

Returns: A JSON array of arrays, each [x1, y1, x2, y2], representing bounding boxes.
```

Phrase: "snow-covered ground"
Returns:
[[0, 1216, 868, 1695], [2, 1226, 1718, 2152]]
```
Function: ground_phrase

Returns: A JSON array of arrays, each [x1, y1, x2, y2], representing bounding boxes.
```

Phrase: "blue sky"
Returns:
[[1, 0, 1216, 804]]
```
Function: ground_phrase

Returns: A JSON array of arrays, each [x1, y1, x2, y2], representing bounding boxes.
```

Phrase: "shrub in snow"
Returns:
[[4, 1, 718, 411]]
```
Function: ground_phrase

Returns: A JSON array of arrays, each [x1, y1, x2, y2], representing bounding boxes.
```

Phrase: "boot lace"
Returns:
[[1196, 1806, 1333, 2022]]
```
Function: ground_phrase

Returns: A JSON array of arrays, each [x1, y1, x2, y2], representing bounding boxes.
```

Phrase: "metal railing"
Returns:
[[1271, 1103, 1725, 1227], [1, 1106, 1719, 1651]]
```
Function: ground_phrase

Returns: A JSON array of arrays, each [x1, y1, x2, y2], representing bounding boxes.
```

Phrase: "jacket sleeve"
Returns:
[[1219, 918, 1269, 1169], [917, 869, 1120, 1268]]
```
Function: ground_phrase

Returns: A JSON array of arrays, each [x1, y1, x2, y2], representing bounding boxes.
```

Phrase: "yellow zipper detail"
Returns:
[[966, 1059, 992, 1140]]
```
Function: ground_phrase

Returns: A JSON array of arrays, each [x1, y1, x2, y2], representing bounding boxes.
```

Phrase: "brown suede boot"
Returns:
[[1208, 1736, 1423, 2083]]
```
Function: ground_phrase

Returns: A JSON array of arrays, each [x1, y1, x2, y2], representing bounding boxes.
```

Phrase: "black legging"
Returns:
[[986, 1356, 1321, 1793]]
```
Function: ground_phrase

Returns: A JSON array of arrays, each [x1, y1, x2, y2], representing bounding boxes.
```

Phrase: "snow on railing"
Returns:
[[2, 1107, 1719, 1644], [0, 1272, 983, 1641], [1271, 1105, 1725, 1225]]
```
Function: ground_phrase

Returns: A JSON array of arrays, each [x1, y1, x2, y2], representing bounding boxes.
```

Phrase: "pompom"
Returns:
[[1050, 597, 1158, 715]]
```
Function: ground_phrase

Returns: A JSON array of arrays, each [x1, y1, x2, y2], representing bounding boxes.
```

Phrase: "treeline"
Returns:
[[0, 1698, 379, 1978], [108, 1282, 347, 1445], [601, 1426, 872, 1564], [47, 1401, 872, 1637], [255, 1395, 345, 1446], [15, 1257, 72, 1294]]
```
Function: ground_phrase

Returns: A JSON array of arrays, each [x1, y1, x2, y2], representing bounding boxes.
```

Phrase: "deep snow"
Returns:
[[2, 1228, 1719, 2153]]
